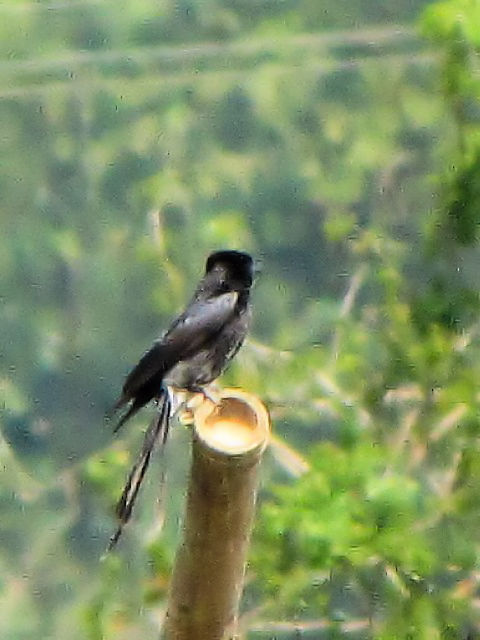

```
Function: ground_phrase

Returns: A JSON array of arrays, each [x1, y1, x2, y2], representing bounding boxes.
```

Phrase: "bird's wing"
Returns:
[[121, 291, 238, 398]]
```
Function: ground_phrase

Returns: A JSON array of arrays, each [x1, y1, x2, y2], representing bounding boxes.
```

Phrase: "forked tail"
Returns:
[[106, 388, 171, 552]]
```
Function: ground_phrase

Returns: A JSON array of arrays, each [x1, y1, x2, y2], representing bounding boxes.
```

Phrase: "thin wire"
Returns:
[[0, 26, 416, 75], [0, 52, 437, 101]]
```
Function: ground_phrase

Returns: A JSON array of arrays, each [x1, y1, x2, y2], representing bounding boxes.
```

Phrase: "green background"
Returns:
[[1, 0, 480, 637]]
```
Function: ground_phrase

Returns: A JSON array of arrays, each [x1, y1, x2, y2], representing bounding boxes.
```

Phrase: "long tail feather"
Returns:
[[107, 390, 171, 552]]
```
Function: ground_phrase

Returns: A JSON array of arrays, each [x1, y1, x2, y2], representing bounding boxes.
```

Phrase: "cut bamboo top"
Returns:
[[193, 388, 270, 459]]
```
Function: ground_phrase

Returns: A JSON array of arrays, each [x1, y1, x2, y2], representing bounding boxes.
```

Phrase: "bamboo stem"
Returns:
[[163, 389, 270, 640]]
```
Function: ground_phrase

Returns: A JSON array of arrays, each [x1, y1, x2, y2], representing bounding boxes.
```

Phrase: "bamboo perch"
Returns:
[[163, 388, 270, 640]]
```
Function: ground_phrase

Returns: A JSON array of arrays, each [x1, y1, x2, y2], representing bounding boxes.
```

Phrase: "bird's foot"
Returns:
[[177, 386, 220, 424], [189, 385, 220, 405]]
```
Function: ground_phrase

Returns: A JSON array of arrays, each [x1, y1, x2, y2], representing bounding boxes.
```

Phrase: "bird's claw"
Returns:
[[190, 385, 220, 405]]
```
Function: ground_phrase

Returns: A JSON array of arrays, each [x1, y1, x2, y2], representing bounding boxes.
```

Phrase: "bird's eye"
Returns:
[[220, 280, 229, 292]]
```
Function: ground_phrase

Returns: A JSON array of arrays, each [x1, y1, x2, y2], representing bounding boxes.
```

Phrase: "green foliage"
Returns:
[[251, 250, 480, 632], [416, 0, 480, 331], [1, 0, 480, 638], [255, 442, 433, 606]]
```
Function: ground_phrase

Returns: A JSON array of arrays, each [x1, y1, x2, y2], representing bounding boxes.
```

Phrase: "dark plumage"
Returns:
[[107, 250, 254, 550], [113, 249, 254, 431]]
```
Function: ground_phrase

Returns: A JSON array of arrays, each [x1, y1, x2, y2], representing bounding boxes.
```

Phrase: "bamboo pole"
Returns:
[[163, 388, 270, 640]]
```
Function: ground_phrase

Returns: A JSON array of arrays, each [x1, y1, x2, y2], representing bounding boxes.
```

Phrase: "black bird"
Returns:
[[113, 249, 254, 430], [108, 250, 254, 549]]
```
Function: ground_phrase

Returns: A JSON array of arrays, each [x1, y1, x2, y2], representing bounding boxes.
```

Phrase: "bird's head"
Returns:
[[205, 250, 255, 290]]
